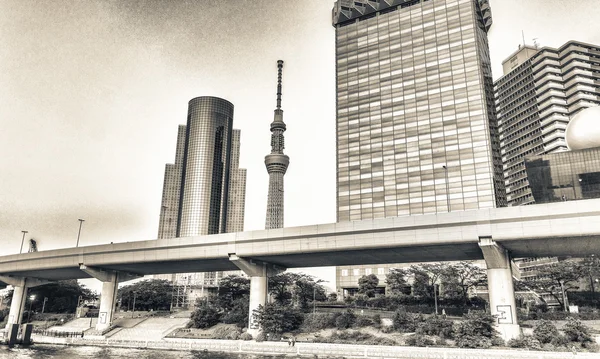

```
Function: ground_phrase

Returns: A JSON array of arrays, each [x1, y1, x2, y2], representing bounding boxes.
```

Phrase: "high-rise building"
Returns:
[[495, 40, 600, 206], [332, 0, 505, 295], [156, 96, 247, 303], [264, 60, 289, 230]]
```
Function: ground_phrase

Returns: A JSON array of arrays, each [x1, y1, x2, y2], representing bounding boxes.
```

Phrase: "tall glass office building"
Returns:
[[332, 0, 505, 294], [495, 41, 600, 206], [155, 96, 247, 304]]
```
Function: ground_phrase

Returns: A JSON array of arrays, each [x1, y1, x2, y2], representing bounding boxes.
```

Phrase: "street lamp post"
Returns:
[[560, 280, 569, 312], [442, 165, 450, 212], [41, 297, 48, 314], [434, 283, 439, 316], [27, 295, 36, 323], [20, 230, 28, 254], [132, 292, 137, 318], [76, 219, 85, 247]]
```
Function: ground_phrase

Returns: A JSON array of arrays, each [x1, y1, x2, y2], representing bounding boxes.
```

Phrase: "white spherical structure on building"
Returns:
[[565, 106, 600, 151]]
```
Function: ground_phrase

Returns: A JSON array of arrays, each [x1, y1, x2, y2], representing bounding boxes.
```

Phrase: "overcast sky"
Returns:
[[1, 0, 599, 289]]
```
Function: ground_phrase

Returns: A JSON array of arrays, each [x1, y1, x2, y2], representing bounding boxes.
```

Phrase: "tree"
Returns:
[[386, 268, 408, 295], [292, 274, 327, 309], [523, 260, 585, 310], [117, 279, 172, 311], [4, 280, 96, 313], [221, 297, 249, 328], [582, 255, 600, 297], [443, 262, 487, 304], [268, 273, 326, 310], [189, 300, 220, 328], [217, 275, 250, 310], [409, 263, 448, 298], [268, 273, 296, 305], [358, 274, 379, 298]]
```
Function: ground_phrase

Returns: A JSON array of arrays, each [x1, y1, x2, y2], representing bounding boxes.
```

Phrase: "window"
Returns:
[[342, 269, 349, 276], [365, 268, 372, 275], [353, 269, 360, 276], [378, 268, 385, 275]]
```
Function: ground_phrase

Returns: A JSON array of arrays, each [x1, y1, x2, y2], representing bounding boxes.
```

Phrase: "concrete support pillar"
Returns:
[[6, 285, 27, 328], [478, 236, 520, 341], [79, 265, 119, 331], [248, 276, 268, 332], [98, 271, 118, 331], [229, 254, 284, 337], [0, 275, 49, 330]]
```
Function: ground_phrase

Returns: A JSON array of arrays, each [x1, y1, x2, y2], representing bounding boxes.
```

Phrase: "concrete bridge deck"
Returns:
[[1, 198, 600, 282]]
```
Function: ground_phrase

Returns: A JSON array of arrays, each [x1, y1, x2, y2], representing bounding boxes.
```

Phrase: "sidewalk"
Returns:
[[31, 335, 596, 358]]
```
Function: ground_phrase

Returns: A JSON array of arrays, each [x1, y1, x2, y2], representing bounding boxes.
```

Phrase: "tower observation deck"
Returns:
[[264, 60, 289, 229]]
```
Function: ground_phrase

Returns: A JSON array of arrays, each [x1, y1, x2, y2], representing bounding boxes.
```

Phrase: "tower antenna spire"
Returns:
[[276, 60, 283, 110]]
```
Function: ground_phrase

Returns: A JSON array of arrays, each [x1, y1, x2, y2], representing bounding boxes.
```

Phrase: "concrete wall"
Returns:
[[32, 335, 599, 358]]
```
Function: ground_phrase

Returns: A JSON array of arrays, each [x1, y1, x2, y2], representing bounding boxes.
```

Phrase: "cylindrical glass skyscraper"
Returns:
[[178, 96, 234, 237]]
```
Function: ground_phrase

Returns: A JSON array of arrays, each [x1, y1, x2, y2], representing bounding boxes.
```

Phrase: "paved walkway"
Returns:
[[32, 335, 596, 358], [109, 317, 189, 341]]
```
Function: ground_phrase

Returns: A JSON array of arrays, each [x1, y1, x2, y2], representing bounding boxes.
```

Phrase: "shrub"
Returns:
[[254, 304, 304, 334], [189, 304, 220, 329], [533, 320, 559, 344], [416, 316, 454, 338], [405, 334, 434, 347], [551, 334, 570, 347], [354, 315, 373, 327], [352, 294, 369, 307], [392, 310, 424, 332], [335, 310, 356, 329], [322, 330, 396, 346], [221, 298, 249, 328], [302, 313, 336, 331], [453, 312, 501, 349], [371, 314, 382, 328], [239, 332, 252, 341], [507, 335, 542, 350], [212, 326, 241, 339], [563, 317, 593, 344], [255, 332, 266, 342]]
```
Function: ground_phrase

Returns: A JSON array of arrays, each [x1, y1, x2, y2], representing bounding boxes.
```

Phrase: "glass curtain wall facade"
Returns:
[[495, 41, 600, 206], [155, 96, 246, 301], [525, 147, 600, 204], [333, 0, 505, 295]]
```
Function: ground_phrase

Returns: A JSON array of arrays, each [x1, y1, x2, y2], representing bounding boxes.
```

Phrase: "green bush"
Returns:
[[507, 335, 542, 350], [221, 298, 249, 328], [453, 311, 501, 349], [335, 309, 356, 329], [416, 316, 454, 338], [254, 304, 304, 334], [392, 310, 424, 332], [371, 314, 382, 328], [405, 334, 434, 347], [563, 317, 593, 344], [255, 332, 266, 342], [212, 326, 241, 339], [189, 304, 220, 329], [533, 320, 559, 344], [239, 332, 252, 341], [302, 313, 336, 331], [354, 315, 373, 327], [322, 330, 397, 346]]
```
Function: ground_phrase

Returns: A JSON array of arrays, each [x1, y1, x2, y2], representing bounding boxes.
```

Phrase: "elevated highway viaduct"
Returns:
[[2, 198, 600, 340]]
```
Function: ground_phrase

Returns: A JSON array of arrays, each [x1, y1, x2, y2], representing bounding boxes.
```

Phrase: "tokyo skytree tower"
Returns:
[[264, 60, 289, 229]]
